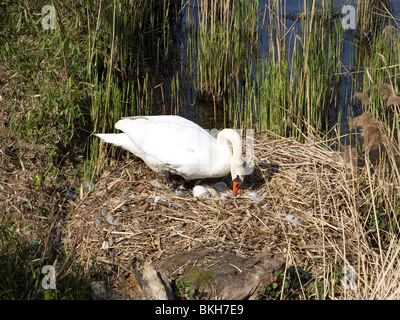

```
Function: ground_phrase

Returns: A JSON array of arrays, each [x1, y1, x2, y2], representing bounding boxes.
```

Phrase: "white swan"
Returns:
[[95, 115, 245, 196]]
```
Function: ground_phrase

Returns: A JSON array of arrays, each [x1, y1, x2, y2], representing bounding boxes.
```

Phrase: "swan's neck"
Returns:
[[216, 129, 243, 165]]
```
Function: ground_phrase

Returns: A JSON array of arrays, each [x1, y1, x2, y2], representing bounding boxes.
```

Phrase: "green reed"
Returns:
[[186, 0, 259, 103], [355, 6, 400, 145], [348, 2, 400, 249], [87, 0, 172, 178], [182, 0, 345, 138], [228, 0, 343, 138], [357, 0, 391, 33]]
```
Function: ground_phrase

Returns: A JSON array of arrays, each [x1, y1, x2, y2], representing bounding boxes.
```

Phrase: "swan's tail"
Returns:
[[94, 133, 132, 147]]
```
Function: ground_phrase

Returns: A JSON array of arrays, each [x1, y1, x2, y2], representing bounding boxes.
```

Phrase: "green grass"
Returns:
[[0, 221, 92, 299], [360, 29, 400, 142], [0, 0, 172, 299], [254, 0, 343, 137]]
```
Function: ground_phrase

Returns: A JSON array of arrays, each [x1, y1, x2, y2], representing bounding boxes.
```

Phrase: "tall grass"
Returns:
[[358, 26, 400, 144], [224, 0, 343, 138], [357, 0, 392, 33], [185, 0, 259, 103], [354, 3, 400, 258], [86, 0, 173, 180]]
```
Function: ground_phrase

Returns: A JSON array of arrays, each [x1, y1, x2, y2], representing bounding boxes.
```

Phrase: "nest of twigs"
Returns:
[[64, 133, 378, 299]]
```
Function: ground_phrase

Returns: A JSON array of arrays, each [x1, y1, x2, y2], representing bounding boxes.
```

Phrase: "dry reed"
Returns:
[[375, 82, 395, 100], [386, 95, 400, 108], [354, 92, 370, 110], [382, 25, 398, 37], [350, 111, 400, 162]]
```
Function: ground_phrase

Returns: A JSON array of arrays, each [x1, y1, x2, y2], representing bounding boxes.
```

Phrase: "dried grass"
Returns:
[[386, 95, 400, 108], [355, 86, 400, 110], [382, 25, 398, 37], [350, 112, 400, 163], [63, 132, 398, 299], [374, 82, 395, 100], [350, 112, 386, 152], [354, 92, 370, 110]]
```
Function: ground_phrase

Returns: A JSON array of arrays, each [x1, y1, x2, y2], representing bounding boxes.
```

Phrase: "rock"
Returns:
[[91, 281, 107, 300], [159, 249, 286, 300], [92, 249, 285, 300], [141, 266, 174, 300]]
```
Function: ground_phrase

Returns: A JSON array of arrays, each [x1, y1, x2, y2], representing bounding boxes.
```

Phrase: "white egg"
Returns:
[[193, 185, 209, 198]]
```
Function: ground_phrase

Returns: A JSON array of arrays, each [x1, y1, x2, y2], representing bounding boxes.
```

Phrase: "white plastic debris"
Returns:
[[101, 241, 110, 250], [247, 191, 267, 202], [285, 214, 301, 225], [106, 214, 120, 226]]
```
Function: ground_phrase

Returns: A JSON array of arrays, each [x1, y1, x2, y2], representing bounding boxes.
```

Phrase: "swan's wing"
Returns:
[[115, 116, 216, 168]]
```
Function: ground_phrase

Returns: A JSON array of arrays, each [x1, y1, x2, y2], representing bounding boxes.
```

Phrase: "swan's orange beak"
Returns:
[[232, 176, 242, 197]]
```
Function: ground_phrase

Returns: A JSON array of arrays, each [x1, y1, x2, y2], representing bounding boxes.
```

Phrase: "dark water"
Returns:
[[154, 0, 400, 131]]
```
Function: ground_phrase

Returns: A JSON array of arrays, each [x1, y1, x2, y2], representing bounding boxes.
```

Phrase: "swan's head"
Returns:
[[231, 160, 245, 196], [217, 128, 245, 196]]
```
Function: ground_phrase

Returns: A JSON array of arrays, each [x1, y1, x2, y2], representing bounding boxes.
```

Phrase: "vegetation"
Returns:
[[0, 0, 400, 300]]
